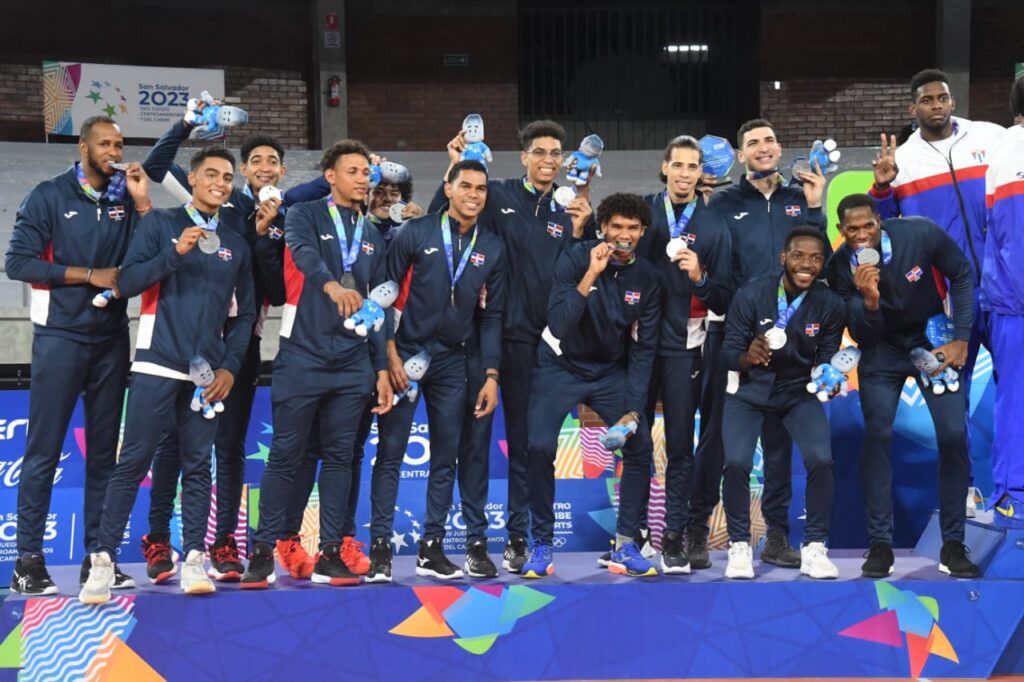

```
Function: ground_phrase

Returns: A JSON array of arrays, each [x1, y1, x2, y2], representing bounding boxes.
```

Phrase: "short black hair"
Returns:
[[784, 225, 827, 252], [446, 159, 488, 183], [190, 146, 235, 171], [736, 118, 775, 148], [1011, 75, 1024, 117], [519, 120, 566, 151], [836, 193, 880, 224], [378, 178, 415, 202], [319, 139, 371, 172], [659, 135, 703, 183], [79, 116, 118, 142], [596, 192, 651, 228], [240, 135, 285, 164], [910, 69, 950, 100]]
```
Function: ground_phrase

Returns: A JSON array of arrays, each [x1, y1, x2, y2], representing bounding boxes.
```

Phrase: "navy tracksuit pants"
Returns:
[[645, 353, 702, 534], [722, 391, 833, 544], [148, 333, 261, 539], [989, 313, 1024, 503], [498, 339, 537, 541], [858, 343, 969, 544], [17, 333, 129, 556], [98, 373, 217, 556], [371, 346, 467, 541], [527, 348, 652, 546], [455, 332, 494, 541], [253, 349, 372, 548]]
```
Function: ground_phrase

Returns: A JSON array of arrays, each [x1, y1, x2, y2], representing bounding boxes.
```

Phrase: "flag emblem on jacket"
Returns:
[[805, 323, 820, 336], [624, 291, 641, 305], [683, 232, 697, 245], [361, 241, 374, 254], [470, 251, 486, 267], [546, 221, 563, 238], [217, 247, 232, 262], [906, 265, 923, 282], [108, 205, 126, 220], [785, 205, 801, 217]]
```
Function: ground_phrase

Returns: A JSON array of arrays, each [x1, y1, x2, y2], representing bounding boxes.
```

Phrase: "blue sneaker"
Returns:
[[608, 542, 658, 577], [994, 494, 1024, 526], [522, 543, 554, 579]]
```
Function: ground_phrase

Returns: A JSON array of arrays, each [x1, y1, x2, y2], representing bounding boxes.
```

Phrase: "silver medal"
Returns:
[[339, 271, 358, 290], [856, 247, 880, 266], [198, 229, 220, 254], [389, 202, 407, 223], [765, 327, 788, 350], [553, 186, 577, 208], [665, 236, 689, 259]]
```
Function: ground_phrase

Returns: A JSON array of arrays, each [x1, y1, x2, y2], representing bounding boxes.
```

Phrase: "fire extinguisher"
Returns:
[[327, 76, 341, 108]]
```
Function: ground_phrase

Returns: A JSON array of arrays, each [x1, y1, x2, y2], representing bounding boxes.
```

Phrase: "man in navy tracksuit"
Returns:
[[635, 135, 731, 574], [825, 193, 979, 579], [367, 159, 506, 583], [241, 140, 394, 589], [434, 121, 585, 574], [697, 118, 829, 569], [79, 147, 255, 604], [721, 227, 844, 580], [6, 116, 151, 595], [522, 193, 662, 579], [140, 115, 288, 582]]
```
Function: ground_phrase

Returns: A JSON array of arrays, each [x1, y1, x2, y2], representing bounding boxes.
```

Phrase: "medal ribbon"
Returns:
[[77, 163, 126, 203], [441, 212, 479, 302], [327, 197, 364, 273], [849, 230, 892, 274], [663, 192, 697, 239], [775, 276, 808, 330]]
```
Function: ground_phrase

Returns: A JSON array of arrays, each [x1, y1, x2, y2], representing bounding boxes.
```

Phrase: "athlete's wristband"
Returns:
[[485, 372, 500, 385]]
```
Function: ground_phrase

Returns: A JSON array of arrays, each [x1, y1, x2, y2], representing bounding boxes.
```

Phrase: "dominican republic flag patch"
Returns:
[[108, 205, 126, 220], [470, 251, 486, 267], [624, 290, 641, 305], [361, 241, 374, 254], [546, 221, 563, 238], [905, 265, 923, 282], [683, 233, 697, 245], [785, 205, 801, 217], [217, 247, 233, 262], [805, 323, 820, 336]]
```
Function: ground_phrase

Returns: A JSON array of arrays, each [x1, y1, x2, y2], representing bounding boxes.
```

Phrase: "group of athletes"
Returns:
[[6, 68, 1023, 604]]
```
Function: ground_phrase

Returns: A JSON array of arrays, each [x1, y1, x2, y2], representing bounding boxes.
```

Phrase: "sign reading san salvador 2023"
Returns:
[[42, 61, 224, 138]]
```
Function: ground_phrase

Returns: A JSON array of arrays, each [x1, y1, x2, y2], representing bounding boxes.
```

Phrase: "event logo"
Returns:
[[839, 582, 958, 678], [390, 585, 555, 654], [0, 451, 70, 488]]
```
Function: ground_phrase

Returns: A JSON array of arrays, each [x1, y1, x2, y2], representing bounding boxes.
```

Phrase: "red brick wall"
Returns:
[[759, 79, 908, 149], [222, 68, 309, 150], [0, 64, 44, 141]]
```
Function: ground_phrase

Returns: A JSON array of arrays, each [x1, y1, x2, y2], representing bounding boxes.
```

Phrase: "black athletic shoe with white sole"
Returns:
[[502, 535, 528, 573], [11, 553, 58, 596], [464, 537, 498, 578], [365, 537, 393, 584], [416, 537, 463, 580]]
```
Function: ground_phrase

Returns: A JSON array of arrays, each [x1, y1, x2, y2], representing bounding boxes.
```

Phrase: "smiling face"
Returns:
[[241, 145, 285, 192], [80, 122, 124, 179], [602, 213, 646, 260], [780, 235, 825, 291], [737, 126, 781, 174], [520, 135, 563, 188], [188, 156, 234, 213], [444, 168, 488, 225], [838, 205, 883, 252], [324, 153, 371, 208], [369, 182, 403, 219], [661, 146, 702, 202]]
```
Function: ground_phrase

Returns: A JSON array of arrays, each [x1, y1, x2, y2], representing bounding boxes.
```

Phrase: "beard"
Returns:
[[85, 149, 113, 178]]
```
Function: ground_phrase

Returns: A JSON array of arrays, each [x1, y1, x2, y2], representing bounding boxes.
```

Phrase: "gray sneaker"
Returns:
[[180, 550, 216, 595], [78, 551, 114, 604]]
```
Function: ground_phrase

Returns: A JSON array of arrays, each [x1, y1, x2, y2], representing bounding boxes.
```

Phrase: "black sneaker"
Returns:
[[939, 540, 980, 578], [141, 533, 179, 584], [598, 528, 653, 567], [464, 537, 498, 578], [660, 530, 691, 574], [760, 528, 801, 568], [416, 537, 463, 580], [311, 543, 361, 586], [80, 556, 136, 589], [208, 535, 245, 582], [686, 525, 712, 569], [240, 541, 276, 589], [502, 535, 529, 574], [10, 553, 58, 596], [861, 541, 895, 578], [365, 537, 393, 584]]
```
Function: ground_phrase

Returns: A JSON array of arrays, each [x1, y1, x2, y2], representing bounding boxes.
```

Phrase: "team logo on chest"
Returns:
[[217, 247, 233, 262], [361, 241, 375, 255], [971, 149, 986, 164], [785, 205, 801, 217], [107, 205, 126, 220], [470, 251, 486, 267], [546, 221, 564, 238], [624, 290, 641, 305], [805, 323, 820, 336], [905, 265, 923, 282], [682, 232, 696, 245]]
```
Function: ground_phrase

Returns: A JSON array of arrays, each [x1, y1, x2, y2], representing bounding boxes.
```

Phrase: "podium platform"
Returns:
[[1, 538, 1023, 681]]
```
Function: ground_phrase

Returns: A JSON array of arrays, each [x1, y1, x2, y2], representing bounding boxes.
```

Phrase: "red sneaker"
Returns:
[[141, 533, 179, 584], [275, 534, 315, 579], [208, 536, 244, 582], [340, 536, 371, 575]]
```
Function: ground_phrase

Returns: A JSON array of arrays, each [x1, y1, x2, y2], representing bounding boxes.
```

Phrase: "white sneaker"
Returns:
[[725, 541, 754, 579], [180, 550, 216, 595], [800, 542, 839, 579], [966, 487, 980, 518], [79, 551, 114, 604]]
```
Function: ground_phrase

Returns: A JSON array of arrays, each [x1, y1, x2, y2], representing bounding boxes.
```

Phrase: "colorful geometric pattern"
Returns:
[[390, 585, 555, 654], [83, 630, 164, 682], [42, 61, 80, 135], [839, 582, 959, 678]]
